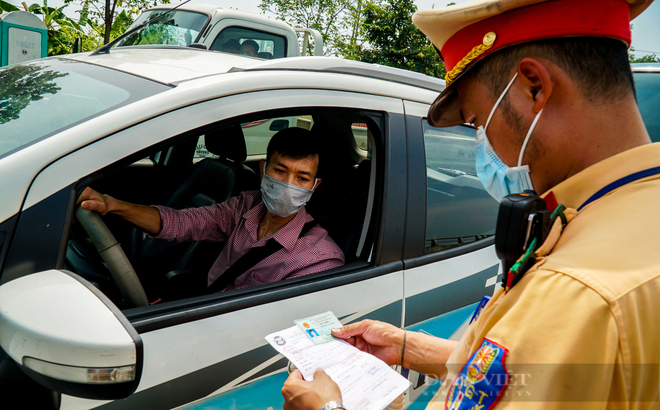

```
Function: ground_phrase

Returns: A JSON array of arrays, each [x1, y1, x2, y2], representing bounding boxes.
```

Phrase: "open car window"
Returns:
[[62, 110, 379, 311]]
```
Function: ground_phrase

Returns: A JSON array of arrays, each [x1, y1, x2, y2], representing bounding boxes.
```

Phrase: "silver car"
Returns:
[[0, 47, 503, 409]]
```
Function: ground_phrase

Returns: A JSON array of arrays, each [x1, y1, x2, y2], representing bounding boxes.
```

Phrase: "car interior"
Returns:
[[63, 110, 379, 310]]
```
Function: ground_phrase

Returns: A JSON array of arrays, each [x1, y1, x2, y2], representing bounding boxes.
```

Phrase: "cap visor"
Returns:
[[428, 81, 465, 128]]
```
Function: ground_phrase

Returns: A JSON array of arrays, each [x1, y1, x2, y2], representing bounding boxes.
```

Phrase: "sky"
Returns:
[[25, 0, 660, 58]]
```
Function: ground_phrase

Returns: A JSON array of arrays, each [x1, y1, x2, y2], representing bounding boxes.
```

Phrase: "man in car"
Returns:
[[240, 39, 259, 57], [281, 1, 659, 409], [78, 127, 344, 293]]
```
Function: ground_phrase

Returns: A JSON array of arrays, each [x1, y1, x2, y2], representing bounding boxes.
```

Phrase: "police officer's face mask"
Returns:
[[475, 72, 543, 202], [260, 162, 318, 217]]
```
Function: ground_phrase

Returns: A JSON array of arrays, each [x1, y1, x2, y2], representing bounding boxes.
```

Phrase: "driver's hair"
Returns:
[[266, 127, 322, 178]]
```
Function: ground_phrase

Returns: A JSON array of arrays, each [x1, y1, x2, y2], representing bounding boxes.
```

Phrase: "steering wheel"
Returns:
[[76, 207, 149, 307]]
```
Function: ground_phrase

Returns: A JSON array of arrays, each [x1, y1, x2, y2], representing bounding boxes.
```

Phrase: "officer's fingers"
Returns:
[[311, 368, 342, 400], [282, 370, 303, 401], [288, 369, 303, 381], [331, 320, 374, 339], [313, 368, 328, 379]]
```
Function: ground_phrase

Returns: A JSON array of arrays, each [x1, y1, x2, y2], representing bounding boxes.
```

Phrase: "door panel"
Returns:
[[45, 91, 408, 409], [401, 100, 501, 408], [65, 270, 404, 410]]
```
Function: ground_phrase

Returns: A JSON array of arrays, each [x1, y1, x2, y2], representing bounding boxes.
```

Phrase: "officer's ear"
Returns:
[[260, 159, 265, 180], [517, 58, 554, 114]]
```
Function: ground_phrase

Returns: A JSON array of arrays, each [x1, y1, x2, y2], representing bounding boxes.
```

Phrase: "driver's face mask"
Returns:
[[475, 72, 543, 202], [260, 162, 318, 217]]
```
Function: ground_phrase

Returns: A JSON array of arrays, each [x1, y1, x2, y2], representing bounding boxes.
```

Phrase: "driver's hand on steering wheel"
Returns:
[[77, 187, 113, 216]]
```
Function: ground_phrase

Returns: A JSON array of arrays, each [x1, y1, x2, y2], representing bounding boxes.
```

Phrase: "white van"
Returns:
[[114, 3, 324, 58]]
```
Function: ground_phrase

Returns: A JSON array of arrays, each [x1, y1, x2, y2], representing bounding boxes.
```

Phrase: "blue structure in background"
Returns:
[[0, 11, 47, 67]]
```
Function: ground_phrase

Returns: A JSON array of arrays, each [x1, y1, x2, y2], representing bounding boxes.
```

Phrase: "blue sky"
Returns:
[[35, 0, 660, 58]]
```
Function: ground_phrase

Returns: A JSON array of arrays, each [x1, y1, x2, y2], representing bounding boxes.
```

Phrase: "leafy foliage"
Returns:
[[0, 0, 19, 12], [628, 25, 660, 64], [0, 63, 68, 124], [351, 0, 446, 78], [260, 0, 446, 77], [27, 1, 86, 55], [65, 0, 169, 45], [259, 0, 361, 56], [630, 49, 660, 63]]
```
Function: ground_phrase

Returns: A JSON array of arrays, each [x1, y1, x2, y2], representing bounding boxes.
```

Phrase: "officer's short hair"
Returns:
[[468, 37, 636, 104], [266, 128, 322, 178]]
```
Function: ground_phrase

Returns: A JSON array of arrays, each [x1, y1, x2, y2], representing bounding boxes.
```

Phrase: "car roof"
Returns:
[[631, 62, 660, 72], [63, 47, 265, 84], [62, 47, 446, 91]]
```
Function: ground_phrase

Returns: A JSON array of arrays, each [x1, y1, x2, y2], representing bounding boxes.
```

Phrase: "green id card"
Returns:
[[294, 311, 343, 345]]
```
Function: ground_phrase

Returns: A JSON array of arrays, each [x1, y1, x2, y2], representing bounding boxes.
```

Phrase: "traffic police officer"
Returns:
[[281, 0, 659, 409]]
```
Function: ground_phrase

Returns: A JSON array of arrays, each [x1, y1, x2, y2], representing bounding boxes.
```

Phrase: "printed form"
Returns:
[[266, 325, 410, 410]]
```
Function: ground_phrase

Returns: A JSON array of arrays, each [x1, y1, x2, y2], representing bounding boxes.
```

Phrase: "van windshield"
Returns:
[[116, 9, 208, 47], [0, 59, 169, 159]]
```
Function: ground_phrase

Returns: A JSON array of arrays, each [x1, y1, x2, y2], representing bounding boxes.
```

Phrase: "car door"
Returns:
[[398, 100, 502, 406], [13, 89, 409, 410]]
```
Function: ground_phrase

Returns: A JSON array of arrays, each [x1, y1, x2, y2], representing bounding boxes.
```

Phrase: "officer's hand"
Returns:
[[282, 368, 342, 410], [77, 187, 112, 216], [331, 320, 403, 366]]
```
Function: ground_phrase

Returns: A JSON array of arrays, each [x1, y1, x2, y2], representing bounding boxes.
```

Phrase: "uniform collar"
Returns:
[[242, 197, 314, 252], [543, 143, 660, 210]]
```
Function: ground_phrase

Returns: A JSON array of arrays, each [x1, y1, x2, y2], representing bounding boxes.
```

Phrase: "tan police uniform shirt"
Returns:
[[426, 143, 660, 410]]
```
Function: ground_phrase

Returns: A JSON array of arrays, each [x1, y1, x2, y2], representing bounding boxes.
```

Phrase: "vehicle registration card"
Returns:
[[294, 311, 343, 345], [265, 322, 410, 410]]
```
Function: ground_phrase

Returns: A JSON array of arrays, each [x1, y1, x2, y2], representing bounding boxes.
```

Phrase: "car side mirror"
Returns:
[[0, 270, 142, 400]]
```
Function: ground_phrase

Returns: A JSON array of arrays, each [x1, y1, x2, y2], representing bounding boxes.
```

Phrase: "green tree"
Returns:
[[259, 0, 362, 56], [66, 0, 169, 45], [629, 47, 660, 63], [353, 0, 446, 78], [628, 24, 660, 63], [0, 0, 19, 12], [0, 64, 68, 124], [28, 0, 86, 55]]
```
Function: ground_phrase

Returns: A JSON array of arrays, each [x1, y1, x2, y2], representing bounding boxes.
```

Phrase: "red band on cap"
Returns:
[[442, 0, 632, 73]]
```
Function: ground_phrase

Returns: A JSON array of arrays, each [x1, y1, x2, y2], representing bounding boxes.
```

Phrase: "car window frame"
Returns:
[[9, 90, 409, 333], [401, 100, 498, 268]]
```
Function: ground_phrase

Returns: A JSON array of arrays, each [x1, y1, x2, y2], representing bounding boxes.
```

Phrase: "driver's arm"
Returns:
[[77, 187, 162, 236]]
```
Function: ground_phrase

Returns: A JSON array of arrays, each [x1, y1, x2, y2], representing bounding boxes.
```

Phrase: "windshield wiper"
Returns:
[[90, 0, 191, 56]]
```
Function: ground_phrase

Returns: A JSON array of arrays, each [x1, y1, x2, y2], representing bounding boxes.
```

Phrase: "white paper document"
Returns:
[[266, 325, 410, 410]]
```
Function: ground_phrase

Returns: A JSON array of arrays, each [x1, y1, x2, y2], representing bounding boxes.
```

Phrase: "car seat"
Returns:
[[167, 124, 260, 208], [306, 118, 372, 262]]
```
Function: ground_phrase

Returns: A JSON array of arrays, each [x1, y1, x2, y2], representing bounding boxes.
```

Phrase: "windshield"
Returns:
[[0, 59, 169, 159], [634, 71, 660, 143], [116, 9, 208, 47]]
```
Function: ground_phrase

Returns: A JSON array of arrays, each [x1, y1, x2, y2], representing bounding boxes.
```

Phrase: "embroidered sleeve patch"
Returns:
[[445, 338, 510, 410]]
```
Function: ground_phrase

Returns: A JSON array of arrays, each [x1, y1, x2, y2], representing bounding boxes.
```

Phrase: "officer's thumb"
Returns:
[[313, 368, 329, 380]]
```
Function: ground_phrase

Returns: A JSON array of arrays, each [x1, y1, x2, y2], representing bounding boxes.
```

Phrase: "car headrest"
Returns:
[[205, 124, 247, 162]]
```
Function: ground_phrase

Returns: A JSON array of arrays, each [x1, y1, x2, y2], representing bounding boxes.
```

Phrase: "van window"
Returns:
[[210, 26, 287, 59], [116, 9, 208, 47]]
